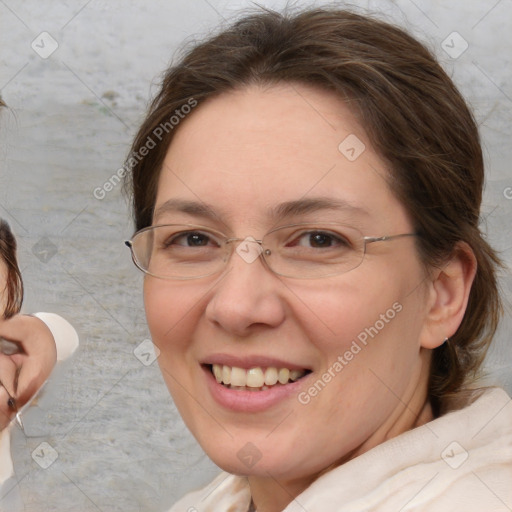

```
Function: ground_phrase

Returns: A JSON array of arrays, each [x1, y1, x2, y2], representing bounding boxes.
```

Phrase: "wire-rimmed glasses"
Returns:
[[125, 222, 416, 279], [125, 223, 417, 280]]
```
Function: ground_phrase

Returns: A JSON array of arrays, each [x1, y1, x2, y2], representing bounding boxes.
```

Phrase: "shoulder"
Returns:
[[31, 312, 79, 361], [291, 387, 512, 512]]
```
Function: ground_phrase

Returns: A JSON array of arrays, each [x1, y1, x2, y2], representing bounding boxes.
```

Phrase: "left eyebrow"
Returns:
[[153, 199, 223, 223], [270, 197, 369, 220]]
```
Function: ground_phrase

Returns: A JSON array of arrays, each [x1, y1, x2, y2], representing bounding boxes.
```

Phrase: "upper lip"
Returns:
[[201, 353, 311, 371]]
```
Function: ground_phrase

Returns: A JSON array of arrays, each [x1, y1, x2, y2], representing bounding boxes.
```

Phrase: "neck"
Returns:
[[247, 474, 316, 512], [248, 352, 434, 512]]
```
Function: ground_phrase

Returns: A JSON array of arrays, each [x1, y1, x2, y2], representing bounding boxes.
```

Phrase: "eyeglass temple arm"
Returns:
[[364, 233, 418, 244]]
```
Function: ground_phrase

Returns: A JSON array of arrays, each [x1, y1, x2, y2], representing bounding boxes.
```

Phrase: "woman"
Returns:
[[0, 218, 78, 508], [124, 8, 512, 511]]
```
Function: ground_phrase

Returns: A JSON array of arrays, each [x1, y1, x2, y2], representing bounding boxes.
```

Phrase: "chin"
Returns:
[[202, 442, 306, 481]]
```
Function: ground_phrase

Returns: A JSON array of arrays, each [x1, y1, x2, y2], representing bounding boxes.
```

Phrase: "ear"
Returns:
[[419, 242, 477, 350]]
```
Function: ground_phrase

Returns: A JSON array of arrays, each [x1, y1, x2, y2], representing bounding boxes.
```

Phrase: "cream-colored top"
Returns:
[[168, 387, 512, 512]]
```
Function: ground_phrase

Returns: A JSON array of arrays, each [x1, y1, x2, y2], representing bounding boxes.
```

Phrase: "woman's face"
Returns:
[[144, 83, 433, 482]]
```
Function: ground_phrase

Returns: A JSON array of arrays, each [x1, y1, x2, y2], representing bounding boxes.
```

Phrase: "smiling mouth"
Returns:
[[206, 364, 311, 391]]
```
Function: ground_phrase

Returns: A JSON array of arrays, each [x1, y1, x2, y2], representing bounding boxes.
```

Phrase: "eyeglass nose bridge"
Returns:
[[225, 236, 274, 266], [225, 237, 263, 244]]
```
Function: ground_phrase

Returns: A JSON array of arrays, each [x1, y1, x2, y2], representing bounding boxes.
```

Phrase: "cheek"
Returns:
[[293, 260, 426, 375], [295, 280, 425, 419], [143, 279, 201, 412], [143, 279, 168, 342], [143, 279, 200, 402], [143, 278, 214, 391], [143, 278, 201, 348], [290, 276, 401, 351]]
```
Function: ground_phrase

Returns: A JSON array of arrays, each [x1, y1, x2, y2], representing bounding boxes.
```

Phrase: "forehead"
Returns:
[[155, 83, 409, 229]]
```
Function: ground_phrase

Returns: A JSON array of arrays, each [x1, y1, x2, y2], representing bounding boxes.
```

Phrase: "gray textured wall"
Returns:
[[0, 1, 511, 510]]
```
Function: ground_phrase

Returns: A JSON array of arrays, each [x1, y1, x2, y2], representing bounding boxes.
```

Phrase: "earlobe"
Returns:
[[420, 242, 477, 350]]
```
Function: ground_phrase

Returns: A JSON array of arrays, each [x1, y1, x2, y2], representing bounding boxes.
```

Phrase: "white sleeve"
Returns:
[[0, 428, 13, 486], [31, 312, 79, 361]]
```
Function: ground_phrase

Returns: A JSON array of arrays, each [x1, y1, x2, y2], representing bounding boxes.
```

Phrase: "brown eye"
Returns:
[[166, 231, 216, 248], [184, 233, 210, 246], [308, 232, 335, 248], [292, 231, 350, 249]]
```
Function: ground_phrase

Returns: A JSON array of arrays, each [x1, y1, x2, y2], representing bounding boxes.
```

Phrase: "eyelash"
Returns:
[[164, 229, 351, 250], [287, 231, 350, 249], [165, 231, 219, 248]]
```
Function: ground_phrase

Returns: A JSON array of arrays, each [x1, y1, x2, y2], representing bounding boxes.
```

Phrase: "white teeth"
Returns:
[[278, 368, 290, 384], [222, 365, 231, 385], [264, 367, 278, 386], [246, 368, 265, 388], [231, 367, 246, 387], [289, 369, 304, 381], [210, 364, 307, 389], [213, 364, 223, 383]]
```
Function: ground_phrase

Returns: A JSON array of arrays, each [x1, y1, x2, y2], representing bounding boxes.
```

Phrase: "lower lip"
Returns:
[[202, 365, 309, 412]]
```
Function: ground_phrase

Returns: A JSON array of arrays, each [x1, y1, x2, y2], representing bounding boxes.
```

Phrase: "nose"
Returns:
[[205, 241, 286, 337]]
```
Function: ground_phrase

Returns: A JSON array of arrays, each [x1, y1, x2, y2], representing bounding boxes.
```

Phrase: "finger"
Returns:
[[0, 315, 27, 343], [0, 377, 16, 430], [0, 354, 18, 397], [0, 315, 56, 367], [11, 320, 57, 406], [14, 359, 43, 407], [0, 315, 57, 407], [0, 314, 45, 347], [0, 336, 23, 355]]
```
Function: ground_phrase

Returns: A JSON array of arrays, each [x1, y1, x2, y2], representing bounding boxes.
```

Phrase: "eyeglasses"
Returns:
[[125, 223, 417, 280]]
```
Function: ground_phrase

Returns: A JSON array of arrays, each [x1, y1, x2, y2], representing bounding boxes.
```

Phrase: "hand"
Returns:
[[0, 315, 57, 430]]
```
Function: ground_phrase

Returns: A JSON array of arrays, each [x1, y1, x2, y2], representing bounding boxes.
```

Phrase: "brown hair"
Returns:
[[0, 219, 23, 318], [124, 8, 502, 414]]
